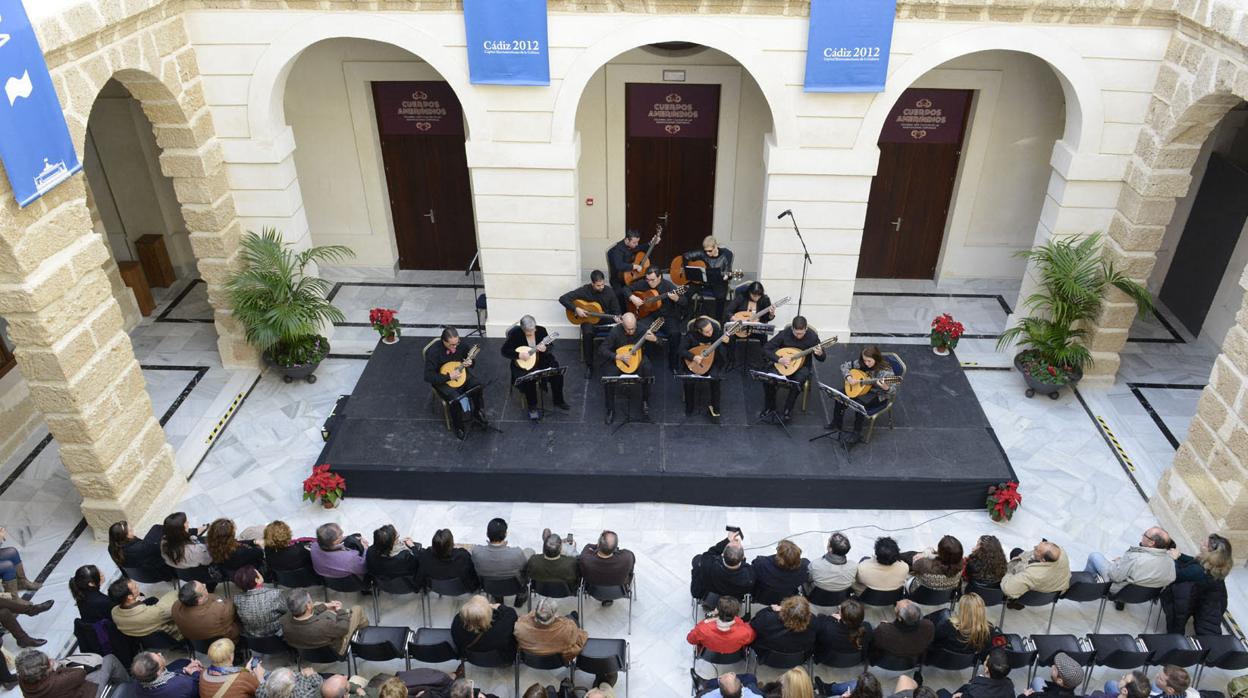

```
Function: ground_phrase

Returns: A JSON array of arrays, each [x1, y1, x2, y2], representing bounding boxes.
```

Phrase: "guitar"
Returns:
[[730, 296, 791, 338], [622, 224, 663, 285], [514, 332, 560, 371], [844, 369, 902, 398], [685, 321, 741, 375], [669, 257, 744, 287], [772, 336, 838, 377], [440, 344, 480, 389], [565, 300, 617, 326], [633, 284, 690, 319], [613, 318, 664, 374]]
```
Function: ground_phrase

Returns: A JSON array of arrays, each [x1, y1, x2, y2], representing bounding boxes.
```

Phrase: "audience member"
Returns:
[[696, 671, 764, 698], [1085, 528, 1176, 595], [109, 520, 171, 580], [750, 595, 816, 661], [416, 528, 478, 590], [752, 539, 810, 604], [1001, 540, 1070, 603], [232, 565, 286, 638], [111, 576, 182, 640], [936, 648, 1013, 698], [365, 524, 419, 579], [132, 651, 204, 698], [448, 676, 500, 698], [964, 536, 1007, 588], [1100, 665, 1196, 698], [871, 600, 934, 661], [69, 565, 114, 623], [254, 666, 323, 698], [0, 526, 38, 594], [1163, 533, 1232, 635], [263, 521, 312, 573], [513, 597, 589, 664], [320, 674, 365, 697], [691, 530, 755, 605], [808, 533, 857, 593], [451, 594, 518, 657], [198, 638, 262, 697], [526, 532, 580, 591], [1091, 670, 1152, 698], [855, 537, 909, 592], [762, 667, 815, 698], [813, 598, 871, 662], [578, 530, 635, 604], [0, 573, 54, 648], [813, 669, 881, 698], [310, 523, 368, 581], [687, 595, 756, 655], [904, 535, 964, 591], [928, 593, 997, 655], [207, 518, 265, 575], [171, 580, 241, 643], [279, 588, 369, 655], [472, 518, 533, 605], [373, 677, 410, 698], [160, 512, 212, 570], [1024, 651, 1084, 698], [15, 647, 130, 698]]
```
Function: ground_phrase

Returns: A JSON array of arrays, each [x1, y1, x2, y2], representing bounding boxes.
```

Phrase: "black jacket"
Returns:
[[367, 545, 420, 579], [1021, 680, 1080, 698], [451, 605, 518, 656], [76, 590, 117, 624], [726, 292, 774, 323], [628, 278, 686, 322], [559, 284, 620, 316], [216, 543, 265, 574], [682, 248, 735, 286], [606, 240, 637, 286], [599, 324, 654, 363], [266, 543, 313, 573], [501, 326, 557, 366], [750, 555, 811, 605], [749, 607, 816, 657], [417, 548, 478, 589], [813, 615, 872, 660], [424, 339, 476, 387], [119, 537, 167, 576], [927, 609, 999, 655], [953, 676, 1015, 698], [679, 326, 727, 371], [763, 328, 828, 366], [691, 539, 755, 601]]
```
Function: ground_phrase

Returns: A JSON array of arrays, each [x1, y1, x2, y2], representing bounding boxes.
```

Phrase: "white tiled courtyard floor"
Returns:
[[0, 271, 1241, 696]]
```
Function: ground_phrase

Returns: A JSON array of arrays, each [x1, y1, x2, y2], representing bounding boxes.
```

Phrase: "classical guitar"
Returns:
[[565, 300, 616, 326], [844, 369, 903, 399], [772, 337, 838, 377], [622, 224, 663, 285], [514, 332, 560, 371], [440, 344, 480, 389], [669, 257, 744, 288], [685, 321, 741, 375], [633, 284, 690, 319], [730, 296, 791, 338], [614, 318, 664, 374]]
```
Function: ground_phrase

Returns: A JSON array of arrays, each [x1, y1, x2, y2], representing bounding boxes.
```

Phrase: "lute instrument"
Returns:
[[566, 299, 617, 326], [440, 344, 480, 389], [514, 332, 560, 371], [622, 224, 663, 285], [730, 296, 791, 338], [633, 284, 690, 319], [669, 256, 745, 288], [844, 369, 902, 398], [685, 321, 741, 375], [613, 318, 664, 374], [772, 336, 838, 377]]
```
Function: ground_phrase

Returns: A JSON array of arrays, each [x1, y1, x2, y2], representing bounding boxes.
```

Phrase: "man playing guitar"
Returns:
[[725, 281, 775, 328], [598, 313, 657, 424], [627, 267, 687, 372], [680, 236, 735, 320], [761, 316, 826, 423], [424, 327, 487, 440], [558, 270, 622, 375], [678, 317, 728, 424], [606, 228, 643, 309], [830, 344, 897, 444], [501, 315, 571, 421]]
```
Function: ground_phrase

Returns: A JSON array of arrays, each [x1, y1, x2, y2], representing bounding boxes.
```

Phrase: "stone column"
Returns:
[[0, 177, 184, 538]]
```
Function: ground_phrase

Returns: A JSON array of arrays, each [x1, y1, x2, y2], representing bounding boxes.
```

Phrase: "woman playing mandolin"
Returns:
[[829, 345, 897, 444]]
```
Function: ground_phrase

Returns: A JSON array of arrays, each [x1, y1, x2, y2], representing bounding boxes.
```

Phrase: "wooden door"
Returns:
[[625, 83, 720, 256], [857, 89, 974, 279]]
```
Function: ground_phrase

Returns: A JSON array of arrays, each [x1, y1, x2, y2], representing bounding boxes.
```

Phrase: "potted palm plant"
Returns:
[[997, 232, 1152, 399], [227, 228, 354, 383]]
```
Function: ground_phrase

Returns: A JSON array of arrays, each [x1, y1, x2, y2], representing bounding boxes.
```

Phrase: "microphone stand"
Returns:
[[782, 212, 812, 317]]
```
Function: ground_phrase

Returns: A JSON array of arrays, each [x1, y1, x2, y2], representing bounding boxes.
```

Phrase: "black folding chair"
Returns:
[[515, 650, 574, 698], [482, 576, 527, 604], [350, 626, 412, 671], [466, 646, 517, 671], [174, 565, 222, 594], [856, 587, 905, 618], [924, 647, 979, 682], [1004, 589, 1061, 633], [423, 576, 477, 626], [1140, 634, 1208, 672], [243, 633, 294, 662], [577, 638, 630, 698], [1029, 634, 1094, 684], [1001, 633, 1038, 672], [135, 630, 186, 654], [373, 575, 421, 624], [1084, 634, 1151, 693], [324, 574, 370, 605], [907, 583, 956, 610], [1194, 635, 1248, 688], [693, 647, 749, 686], [966, 582, 1006, 619], [815, 648, 866, 672], [581, 575, 635, 634], [297, 644, 351, 673], [122, 565, 175, 585], [754, 647, 813, 678], [804, 586, 852, 608], [869, 649, 920, 674], [188, 638, 213, 660], [407, 627, 458, 666], [273, 566, 325, 592], [1062, 572, 1111, 632], [1106, 584, 1165, 633]]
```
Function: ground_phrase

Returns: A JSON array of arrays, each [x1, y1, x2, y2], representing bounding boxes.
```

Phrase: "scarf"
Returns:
[[140, 670, 178, 689]]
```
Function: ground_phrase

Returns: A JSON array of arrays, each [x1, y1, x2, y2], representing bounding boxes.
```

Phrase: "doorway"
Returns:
[[371, 81, 477, 271], [857, 88, 974, 279]]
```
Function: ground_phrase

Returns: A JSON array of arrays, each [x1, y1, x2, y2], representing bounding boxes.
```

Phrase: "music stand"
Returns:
[[674, 371, 721, 424], [601, 374, 654, 434], [454, 383, 502, 451], [463, 251, 485, 338], [809, 382, 866, 459], [748, 370, 800, 438], [513, 366, 568, 415]]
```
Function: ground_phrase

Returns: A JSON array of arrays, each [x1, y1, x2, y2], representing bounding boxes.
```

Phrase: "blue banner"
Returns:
[[803, 0, 897, 93], [463, 0, 550, 86], [0, 0, 81, 207]]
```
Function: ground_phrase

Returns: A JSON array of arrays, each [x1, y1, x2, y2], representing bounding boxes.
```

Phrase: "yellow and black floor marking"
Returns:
[[1072, 387, 1149, 502], [206, 391, 246, 445], [1095, 416, 1137, 473]]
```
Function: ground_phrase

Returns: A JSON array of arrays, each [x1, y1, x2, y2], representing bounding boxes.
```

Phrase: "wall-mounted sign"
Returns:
[[0, 0, 82, 207], [879, 88, 970, 144], [803, 0, 897, 93], [372, 81, 465, 137], [463, 0, 550, 86], [626, 83, 720, 139]]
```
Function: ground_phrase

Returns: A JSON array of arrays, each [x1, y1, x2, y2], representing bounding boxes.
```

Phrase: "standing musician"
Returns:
[[501, 315, 571, 421], [761, 315, 825, 423], [558, 270, 621, 375], [678, 317, 727, 424], [681, 235, 734, 320], [830, 344, 897, 444], [424, 327, 487, 440], [598, 312, 657, 424], [606, 228, 643, 308], [627, 267, 687, 372]]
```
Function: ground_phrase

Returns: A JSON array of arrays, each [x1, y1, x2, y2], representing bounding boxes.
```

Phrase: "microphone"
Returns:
[[777, 209, 792, 220]]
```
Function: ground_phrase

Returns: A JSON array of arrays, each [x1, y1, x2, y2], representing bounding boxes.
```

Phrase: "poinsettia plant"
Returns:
[[303, 463, 346, 507], [986, 481, 1021, 522], [369, 307, 400, 341], [930, 313, 965, 351]]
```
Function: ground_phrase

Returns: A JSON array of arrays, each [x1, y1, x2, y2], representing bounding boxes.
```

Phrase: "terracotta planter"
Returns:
[[321, 496, 341, 509], [932, 345, 950, 356], [382, 334, 399, 345]]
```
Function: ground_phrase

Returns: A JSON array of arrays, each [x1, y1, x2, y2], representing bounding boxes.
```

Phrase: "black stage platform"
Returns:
[[317, 339, 1016, 509]]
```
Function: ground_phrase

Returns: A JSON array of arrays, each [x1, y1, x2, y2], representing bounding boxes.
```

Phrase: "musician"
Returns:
[[598, 312, 657, 424], [680, 235, 735, 320], [831, 344, 896, 444], [761, 315, 826, 423], [558, 270, 621, 375], [606, 228, 643, 307], [501, 315, 571, 421], [627, 267, 687, 372], [725, 281, 775, 327], [424, 327, 487, 440], [678, 317, 727, 424]]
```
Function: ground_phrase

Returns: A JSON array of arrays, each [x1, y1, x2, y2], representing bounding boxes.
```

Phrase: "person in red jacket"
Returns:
[[687, 595, 756, 655]]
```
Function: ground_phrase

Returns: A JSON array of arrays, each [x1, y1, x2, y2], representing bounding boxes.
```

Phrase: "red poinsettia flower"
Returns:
[[369, 307, 400, 339]]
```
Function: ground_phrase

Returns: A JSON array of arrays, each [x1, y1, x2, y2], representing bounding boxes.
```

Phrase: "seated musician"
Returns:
[[678, 317, 727, 424], [761, 315, 826, 423], [627, 267, 687, 372], [830, 344, 896, 444], [681, 236, 734, 320], [598, 312, 657, 424], [726, 281, 775, 328], [501, 315, 571, 421], [606, 228, 643, 309], [558, 270, 621, 375], [424, 327, 487, 440]]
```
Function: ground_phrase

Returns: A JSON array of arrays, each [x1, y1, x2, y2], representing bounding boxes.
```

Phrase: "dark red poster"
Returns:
[[626, 83, 720, 139], [879, 88, 970, 144], [372, 81, 464, 137]]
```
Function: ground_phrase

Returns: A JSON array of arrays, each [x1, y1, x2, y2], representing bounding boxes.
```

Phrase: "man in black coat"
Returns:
[[690, 531, 755, 608], [500, 315, 570, 421], [761, 315, 827, 422], [424, 327, 486, 440], [938, 648, 1014, 698], [606, 229, 644, 308], [558, 270, 621, 373]]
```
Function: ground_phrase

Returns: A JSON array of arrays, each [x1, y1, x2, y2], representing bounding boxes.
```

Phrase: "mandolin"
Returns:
[[669, 257, 744, 288], [440, 344, 480, 389], [614, 318, 664, 374], [514, 332, 560, 371], [730, 296, 791, 338], [772, 336, 838, 377], [622, 224, 663, 285], [685, 321, 741, 375], [844, 369, 902, 398], [566, 300, 617, 326], [633, 284, 690, 319]]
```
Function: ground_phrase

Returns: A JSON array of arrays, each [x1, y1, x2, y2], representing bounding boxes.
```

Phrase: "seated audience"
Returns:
[[365, 524, 419, 579], [198, 638, 261, 697], [449, 676, 500, 698], [752, 539, 810, 605], [231, 566, 286, 638], [416, 528, 478, 590], [813, 669, 882, 698], [263, 521, 312, 574], [904, 535, 963, 591], [1024, 651, 1085, 698], [206, 518, 264, 576], [691, 530, 755, 606], [15, 647, 130, 698], [254, 667, 322, 698], [870, 600, 934, 661], [171, 580, 241, 643], [687, 595, 756, 655], [1099, 665, 1197, 698], [279, 588, 369, 655], [1089, 670, 1152, 698], [0, 526, 38, 593], [310, 523, 368, 581], [1001, 540, 1070, 602], [964, 535, 1007, 588], [132, 651, 204, 698], [813, 598, 871, 661], [0, 578, 54, 648], [513, 597, 588, 663], [111, 576, 183, 640], [451, 594, 519, 657], [160, 512, 212, 570], [69, 565, 115, 623], [696, 671, 764, 698], [762, 667, 815, 698], [936, 648, 1013, 698], [808, 532, 857, 593], [749, 595, 816, 661], [579, 530, 636, 603], [526, 532, 580, 591], [109, 520, 171, 580], [1163, 532, 1232, 635], [929, 592, 998, 655], [471, 518, 532, 604], [855, 537, 908, 592], [1085, 527, 1176, 595]]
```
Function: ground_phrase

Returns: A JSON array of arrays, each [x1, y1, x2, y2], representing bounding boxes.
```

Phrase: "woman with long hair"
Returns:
[[416, 528, 478, 589], [159, 512, 211, 569], [365, 523, 419, 579], [1165, 533, 1233, 634], [831, 345, 897, 442], [813, 598, 872, 662], [206, 518, 264, 575], [450, 594, 518, 656], [905, 535, 964, 591], [964, 535, 1007, 588], [69, 565, 114, 623], [761, 666, 814, 698], [930, 592, 996, 654]]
